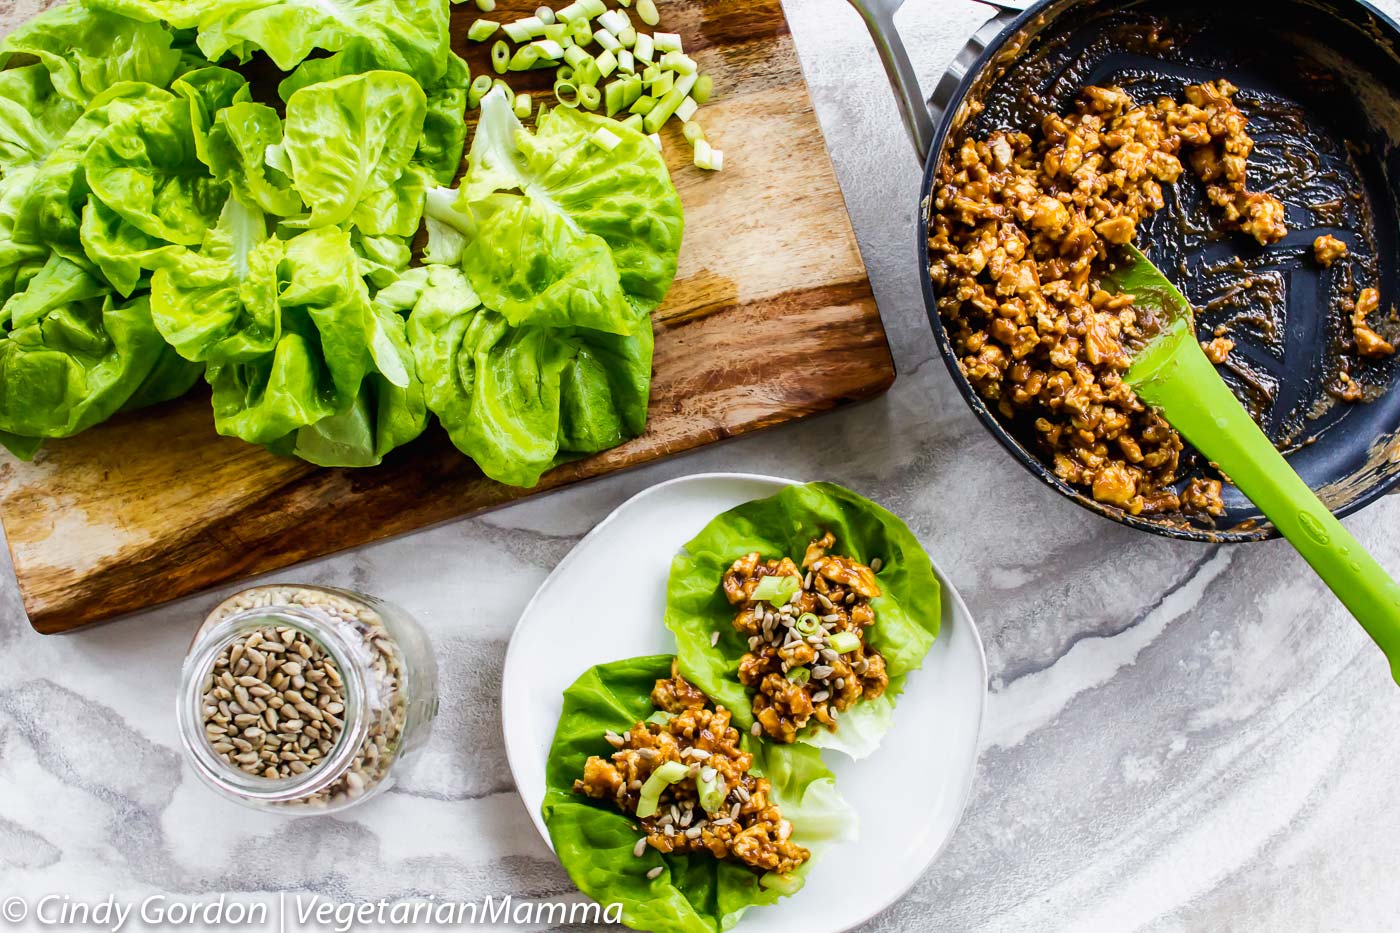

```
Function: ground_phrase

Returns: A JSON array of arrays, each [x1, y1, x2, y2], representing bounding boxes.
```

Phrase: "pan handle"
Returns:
[[848, 0, 1024, 161]]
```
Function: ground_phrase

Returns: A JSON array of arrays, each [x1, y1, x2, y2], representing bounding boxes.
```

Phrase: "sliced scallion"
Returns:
[[579, 83, 602, 110], [635, 32, 655, 63], [661, 51, 697, 74], [535, 5, 556, 24], [474, 0, 496, 11], [675, 95, 698, 122], [557, 65, 575, 82], [692, 73, 713, 104], [563, 44, 591, 69], [467, 18, 500, 40], [591, 126, 622, 151], [501, 18, 535, 42], [648, 132, 662, 149], [531, 38, 565, 60], [554, 79, 581, 107], [575, 59, 601, 87], [537, 100, 550, 121], [597, 9, 628, 34], [650, 70, 674, 98], [556, 2, 585, 22], [468, 73, 494, 108], [572, 16, 594, 44], [580, 0, 607, 16], [620, 112, 645, 131], [604, 79, 628, 116], [618, 26, 638, 47], [794, 612, 821, 636], [508, 45, 541, 71], [636, 0, 660, 26], [828, 631, 861, 654], [618, 49, 635, 73], [751, 574, 803, 608], [596, 48, 618, 78], [514, 92, 533, 119], [543, 22, 568, 42], [787, 666, 812, 685], [682, 120, 705, 143], [760, 873, 804, 896], [707, 147, 723, 171], [695, 772, 726, 813], [629, 94, 657, 115], [643, 86, 684, 133], [491, 39, 510, 73], [636, 760, 689, 819], [653, 31, 683, 52], [595, 29, 622, 52]]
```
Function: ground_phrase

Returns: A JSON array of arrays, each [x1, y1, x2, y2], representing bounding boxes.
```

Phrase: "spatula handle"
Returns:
[[1139, 342, 1400, 683]]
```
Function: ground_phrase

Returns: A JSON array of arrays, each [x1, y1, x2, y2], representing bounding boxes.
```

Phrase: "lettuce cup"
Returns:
[[541, 655, 855, 933], [665, 483, 941, 760]]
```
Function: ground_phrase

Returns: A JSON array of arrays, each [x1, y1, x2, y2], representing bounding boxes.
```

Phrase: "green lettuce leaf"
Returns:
[[79, 197, 181, 297], [90, 0, 452, 83], [203, 101, 303, 217], [542, 655, 856, 933], [282, 71, 428, 232], [83, 91, 229, 247], [0, 3, 181, 105], [457, 87, 683, 315], [0, 169, 47, 305], [0, 64, 84, 172], [0, 255, 186, 440], [405, 264, 655, 488], [169, 65, 250, 167], [665, 483, 942, 759]]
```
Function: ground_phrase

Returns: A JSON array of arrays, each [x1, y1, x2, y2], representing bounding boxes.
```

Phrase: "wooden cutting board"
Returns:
[[0, 0, 894, 634]]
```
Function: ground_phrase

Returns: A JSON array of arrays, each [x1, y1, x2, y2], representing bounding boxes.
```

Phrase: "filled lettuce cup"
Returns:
[[665, 483, 941, 760], [541, 655, 855, 933]]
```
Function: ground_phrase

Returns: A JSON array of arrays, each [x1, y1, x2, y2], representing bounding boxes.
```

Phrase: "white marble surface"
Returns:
[[4, 0, 1400, 930]]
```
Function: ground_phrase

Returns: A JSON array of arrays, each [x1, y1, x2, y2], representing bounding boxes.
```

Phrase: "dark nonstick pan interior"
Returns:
[[925, 0, 1400, 541]]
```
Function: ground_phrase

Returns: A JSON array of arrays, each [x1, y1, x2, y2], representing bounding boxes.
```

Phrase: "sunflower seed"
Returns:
[[710, 631, 720, 647], [870, 557, 883, 572], [633, 838, 648, 858], [647, 867, 665, 880]]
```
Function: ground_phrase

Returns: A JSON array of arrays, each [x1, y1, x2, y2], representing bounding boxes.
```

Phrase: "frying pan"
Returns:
[[851, 0, 1400, 542]]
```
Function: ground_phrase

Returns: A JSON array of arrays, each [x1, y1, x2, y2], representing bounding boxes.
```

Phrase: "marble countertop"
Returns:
[[4, 0, 1400, 930]]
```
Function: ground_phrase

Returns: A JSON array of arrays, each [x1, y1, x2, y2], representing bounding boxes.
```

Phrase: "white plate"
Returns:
[[501, 473, 987, 933]]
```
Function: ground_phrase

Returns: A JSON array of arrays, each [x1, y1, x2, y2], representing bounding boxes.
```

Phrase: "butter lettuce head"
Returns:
[[0, 255, 196, 442], [0, 64, 84, 172], [0, 3, 181, 105], [405, 264, 654, 488], [542, 655, 856, 933], [203, 101, 303, 217], [282, 71, 428, 234], [457, 88, 684, 317], [665, 483, 942, 760]]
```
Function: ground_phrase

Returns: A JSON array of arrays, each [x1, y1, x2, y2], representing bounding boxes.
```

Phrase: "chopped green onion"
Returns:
[[575, 59, 602, 87], [474, 0, 496, 11], [707, 147, 723, 170], [618, 0, 631, 6], [650, 70, 674, 98], [661, 51, 696, 74], [580, 0, 607, 16], [592, 126, 622, 151], [535, 5, 556, 24], [794, 612, 821, 636], [787, 666, 811, 684], [636, 760, 689, 818], [751, 574, 802, 607], [629, 94, 656, 115], [648, 132, 662, 149], [604, 79, 627, 116], [572, 17, 594, 44], [645, 711, 672, 725], [598, 9, 628, 34], [760, 873, 804, 896], [468, 73, 494, 108], [635, 32, 655, 63], [579, 83, 602, 110], [673, 71, 698, 98], [643, 86, 684, 133], [596, 48, 618, 78], [676, 95, 698, 122], [557, 65, 575, 82], [692, 139, 713, 168], [829, 631, 861, 654], [620, 112, 645, 131], [563, 44, 591, 69], [508, 45, 541, 71], [692, 73, 713, 104], [682, 120, 705, 143], [556, 1, 585, 22], [641, 63, 661, 84], [554, 80, 580, 107], [653, 31, 682, 52], [468, 18, 500, 40], [502, 17, 541, 42], [695, 772, 726, 813], [618, 49, 636, 73], [624, 74, 644, 104], [494, 78, 514, 98], [595, 29, 622, 52], [514, 92, 533, 119], [543, 22, 568, 42], [636, 0, 660, 26], [491, 40, 510, 73], [531, 38, 565, 60]]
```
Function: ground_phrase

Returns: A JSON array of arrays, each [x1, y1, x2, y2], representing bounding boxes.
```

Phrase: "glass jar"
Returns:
[[177, 584, 438, 814]]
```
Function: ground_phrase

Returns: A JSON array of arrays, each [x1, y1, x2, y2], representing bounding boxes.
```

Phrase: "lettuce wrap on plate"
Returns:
[[665, 483, 941, 760], [542, 655, 855, 933]]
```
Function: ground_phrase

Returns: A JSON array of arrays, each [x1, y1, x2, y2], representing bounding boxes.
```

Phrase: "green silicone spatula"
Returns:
[[1104, 245, 1400, 683]]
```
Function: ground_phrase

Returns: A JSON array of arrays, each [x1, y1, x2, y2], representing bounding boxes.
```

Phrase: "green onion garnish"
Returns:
[[695, 773, 726, 813], [653, 31, 683, 52], [508, 45, 540, 71], [572, 18, 594, 45], [595, 29, 622, 52], [635, 33, 655, 63], [579, 83, 602, 110], [596, 49, 619, 78], [828, 631, 861, 654], [787, 667, 811, 684], [474, 0, 496, 11], [591, 126, 622, 151], [794, 612, 821, 637], [554, 80, 581, 107], [514, 92, 533, 119], [468, 19, 500, 41], [760, 873, 804, 896], [619, 113, 645, 132], [491, 39, 510, 74], [636, 760, 689, 818], [467, 74, 494, 109], [636, 0, 660, 26], [693, 73, 713, 104], [683, 121, 705, 143], [751, 574, 802, 608], [531, 39, 565, 61], [676, 96, 698, 122]]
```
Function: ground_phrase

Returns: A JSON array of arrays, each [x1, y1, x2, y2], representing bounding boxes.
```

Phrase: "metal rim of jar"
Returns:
[[176, 604, 373, 806]]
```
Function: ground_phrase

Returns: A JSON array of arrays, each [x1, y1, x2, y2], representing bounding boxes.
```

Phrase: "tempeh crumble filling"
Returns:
[[929, 79, 1291, 518], [573, 663, 811, 876], [724, 533, 888, 743]]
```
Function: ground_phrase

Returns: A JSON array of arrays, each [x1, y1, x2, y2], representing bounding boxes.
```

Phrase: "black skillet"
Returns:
[[851, 0, 1400, 542]]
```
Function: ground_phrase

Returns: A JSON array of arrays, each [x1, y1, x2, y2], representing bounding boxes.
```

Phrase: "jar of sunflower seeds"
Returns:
[[177, 584, 438, 814]]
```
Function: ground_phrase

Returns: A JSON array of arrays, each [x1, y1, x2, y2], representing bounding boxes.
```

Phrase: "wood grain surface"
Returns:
[[0, 0, 894, 634]]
